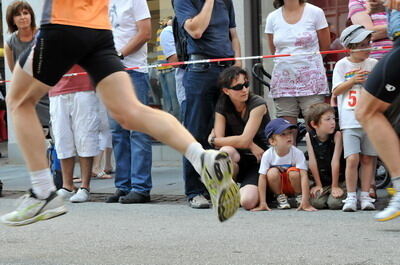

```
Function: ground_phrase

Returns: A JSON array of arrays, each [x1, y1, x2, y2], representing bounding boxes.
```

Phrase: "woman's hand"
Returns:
[[251, 202, 271, 212], [310, 185, 323, 198], [250, 143, 264, 162], [367, 0, 386, 14], [208, 129, 216, 147], [331, 186, 344, 198]]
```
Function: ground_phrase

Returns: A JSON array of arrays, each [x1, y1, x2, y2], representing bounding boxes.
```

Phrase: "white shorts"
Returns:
[[98, 98, 112, 150], [49, 91, 101, 159]]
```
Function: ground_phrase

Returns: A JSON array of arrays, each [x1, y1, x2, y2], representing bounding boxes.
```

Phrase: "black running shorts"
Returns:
[[365, 38, 400, 104], [19, 24, 124, 86]]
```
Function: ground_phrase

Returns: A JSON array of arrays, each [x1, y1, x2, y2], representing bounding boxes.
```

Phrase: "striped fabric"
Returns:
[[348, 0, 392, 60], [156, 28, 172, 70]]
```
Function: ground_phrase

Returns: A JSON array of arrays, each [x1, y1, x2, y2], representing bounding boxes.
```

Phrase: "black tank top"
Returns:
[[309, 130, 345, 187]]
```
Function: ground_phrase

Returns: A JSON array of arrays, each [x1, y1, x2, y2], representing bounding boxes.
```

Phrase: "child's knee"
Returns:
[[288, 170, 300, 182], [360, 154, 374, 165], [267, 168, 280, 181], [346, 154, 359, 167]]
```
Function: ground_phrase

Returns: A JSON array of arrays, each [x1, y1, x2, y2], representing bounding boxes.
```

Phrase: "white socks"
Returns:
[[30, 168, 56, 199], [185, 142, 205, 174], [347, 192, 357, 199]]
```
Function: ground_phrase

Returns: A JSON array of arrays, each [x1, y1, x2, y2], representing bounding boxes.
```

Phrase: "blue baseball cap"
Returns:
[[264, 118, 297, 140]]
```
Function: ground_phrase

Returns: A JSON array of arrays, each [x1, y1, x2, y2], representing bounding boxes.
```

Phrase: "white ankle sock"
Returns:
[[360, 191, 369, 198], [184, 142, 205, 174], [30, 168, 56, 199], [392, 176, 400, 191], [347, 192, 357, 199]]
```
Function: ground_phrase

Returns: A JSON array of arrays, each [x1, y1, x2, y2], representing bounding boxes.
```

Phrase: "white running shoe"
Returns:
[[0, 190, 67, 226], [70, 188, 90, 203], [375, 193, 400, 222], [342, 196, 357, 212], [360, 196, 376, 211], [56, 188, 75, 201], [200, 150, 240, 222], [277, 194, 291, 209]]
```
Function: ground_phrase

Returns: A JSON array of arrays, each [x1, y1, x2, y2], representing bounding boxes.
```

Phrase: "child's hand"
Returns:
[[310, 185, 323, 198], [331, 186, 344, 198], [297, 202, 318, 212], [351, 70, 368, 84], [251, 202, 271, 212]]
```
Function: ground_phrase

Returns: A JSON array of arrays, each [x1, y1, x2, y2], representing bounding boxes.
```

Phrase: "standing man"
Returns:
[[174, 0, 242, 208], [106, 0, 153, 204]]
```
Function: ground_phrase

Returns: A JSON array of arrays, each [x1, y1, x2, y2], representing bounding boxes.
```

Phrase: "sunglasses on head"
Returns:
[[229, 81, 250, 91]]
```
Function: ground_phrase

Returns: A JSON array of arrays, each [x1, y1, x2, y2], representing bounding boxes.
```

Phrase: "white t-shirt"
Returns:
[[332, 57, 378, 129], [259, 146, 307, 175], [265, 3, 329, 98], [109, 0, 150, 73]]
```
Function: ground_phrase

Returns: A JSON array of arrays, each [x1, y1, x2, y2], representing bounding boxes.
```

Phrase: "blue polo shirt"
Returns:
[[174, 0, 236, 59]]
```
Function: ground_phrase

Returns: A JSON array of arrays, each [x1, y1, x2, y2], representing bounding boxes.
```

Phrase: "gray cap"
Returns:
[[340, 25, 373, 48]]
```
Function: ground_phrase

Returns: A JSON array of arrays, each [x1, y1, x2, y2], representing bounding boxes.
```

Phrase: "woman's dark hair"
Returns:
[[6, 1, 36, 33], [273, 0, 307, 9], [218, 66, 249, 89]]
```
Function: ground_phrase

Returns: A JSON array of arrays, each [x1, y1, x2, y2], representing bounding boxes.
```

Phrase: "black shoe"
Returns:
[[0, 179, 3, 197], [105, 189, 127, 203], [119, 191, 150, 204]]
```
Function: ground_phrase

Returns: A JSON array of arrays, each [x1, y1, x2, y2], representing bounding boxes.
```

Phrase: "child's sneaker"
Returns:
[[70, 188, 90, 203], [360, 196, 376, 211], [56, 188, 75, 201], [375, 193, 400, 221], [200, 150, 240, 222], [0, 189, 67, 226], [342, 196, 357, 212], [295, 194, 302, 207], [277, 194, 291, 209]]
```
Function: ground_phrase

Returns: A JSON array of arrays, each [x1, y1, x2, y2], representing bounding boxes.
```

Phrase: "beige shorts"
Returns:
[[274, 95, 325, 118], [49, 91, 101, 159]]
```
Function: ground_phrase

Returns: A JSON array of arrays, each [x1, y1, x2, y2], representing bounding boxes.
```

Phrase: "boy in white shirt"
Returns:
[[332, 25, 378, 212], [252, 118, 316, 211]]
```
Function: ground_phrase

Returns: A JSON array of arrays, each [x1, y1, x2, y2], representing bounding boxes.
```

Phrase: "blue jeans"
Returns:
[[158, 69, 180, 119], [109, 70, 152, 195], [182, 63, 224, 199]]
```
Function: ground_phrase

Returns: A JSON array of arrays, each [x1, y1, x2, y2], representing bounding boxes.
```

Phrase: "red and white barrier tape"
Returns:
[[0, 46, 393, 84]]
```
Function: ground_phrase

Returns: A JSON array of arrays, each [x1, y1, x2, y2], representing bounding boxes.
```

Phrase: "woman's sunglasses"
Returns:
[[229, 81, 250, 91]]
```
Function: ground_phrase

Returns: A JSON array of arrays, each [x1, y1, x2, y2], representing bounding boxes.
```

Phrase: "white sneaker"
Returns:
[[70, 188, 90, 203], [360, 196, 376, 211], [277, 194, 291, 209], [0, 190, 67, 226], [200, 150, 240, 222], [56, 188, 75, 201], [189, 195, 211, 209], [342, 196, 357, 212], [375, 193, 400, 222]]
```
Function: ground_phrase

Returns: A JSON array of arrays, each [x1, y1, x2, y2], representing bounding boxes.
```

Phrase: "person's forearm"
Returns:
[[309, 163, 323, 187], [331, 162, 340, 187], [120, 31, 151, 57], [184, 0, 214, 39], [214, 135, 252, 149], [231, 33, 241, 66], [300, 170, 311, 201], [258, 175, 268, 204], [371, 25, 389, 41], [332, 80, 354, 96]]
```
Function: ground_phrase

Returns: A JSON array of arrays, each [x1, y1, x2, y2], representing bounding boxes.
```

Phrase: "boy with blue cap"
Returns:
[[252, 118, 316, 211]]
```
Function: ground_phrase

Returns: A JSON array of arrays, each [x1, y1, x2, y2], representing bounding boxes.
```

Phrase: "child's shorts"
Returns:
[[342, 128, 377, 158], [279, 167, 300, 195]]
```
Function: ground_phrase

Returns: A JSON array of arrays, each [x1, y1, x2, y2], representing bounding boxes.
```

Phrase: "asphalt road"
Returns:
[[1, 199, 400, 265]]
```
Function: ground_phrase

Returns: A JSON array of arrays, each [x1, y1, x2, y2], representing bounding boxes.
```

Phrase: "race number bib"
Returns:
[[345, 87, 361, 110]]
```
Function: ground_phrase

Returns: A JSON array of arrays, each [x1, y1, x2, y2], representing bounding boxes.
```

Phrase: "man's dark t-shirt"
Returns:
[[174, 0, 236, 58]]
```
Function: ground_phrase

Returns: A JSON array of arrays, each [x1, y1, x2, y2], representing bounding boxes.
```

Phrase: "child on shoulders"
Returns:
[[332, 25, 378, 212], [252, 118, 316, 211], [305, 103, 346, 209]]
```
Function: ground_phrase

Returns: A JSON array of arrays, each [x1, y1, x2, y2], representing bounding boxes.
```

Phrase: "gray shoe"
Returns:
[[189, 195, 211, 209], [70, 188, 90, 203]]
